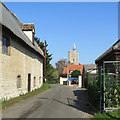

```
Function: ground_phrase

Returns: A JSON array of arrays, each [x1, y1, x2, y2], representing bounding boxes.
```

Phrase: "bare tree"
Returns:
[[55, 58, 67, 75]]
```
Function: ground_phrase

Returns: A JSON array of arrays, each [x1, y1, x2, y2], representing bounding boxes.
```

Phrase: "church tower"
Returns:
[[68, 43, 79, 65]]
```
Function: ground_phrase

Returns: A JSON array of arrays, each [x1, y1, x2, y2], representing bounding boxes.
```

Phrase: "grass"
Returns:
[[2, 83, 51, 109], [92, 109, 120, 119], [47, 80, 60, 84]]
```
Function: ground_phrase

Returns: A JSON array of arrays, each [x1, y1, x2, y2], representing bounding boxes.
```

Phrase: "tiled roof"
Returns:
[[22, 24, 35, 31], [63, 64, 84, 75], [84, 64, 96, 71], [63, 67, 67, 74]]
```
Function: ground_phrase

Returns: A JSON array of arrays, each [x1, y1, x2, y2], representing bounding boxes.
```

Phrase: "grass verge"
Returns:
[[2, 83, 51, 109], [92, 109, 120, 119]]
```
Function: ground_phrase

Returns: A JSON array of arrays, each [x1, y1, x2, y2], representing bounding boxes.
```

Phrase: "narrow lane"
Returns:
[[3, 84, 94, 118]]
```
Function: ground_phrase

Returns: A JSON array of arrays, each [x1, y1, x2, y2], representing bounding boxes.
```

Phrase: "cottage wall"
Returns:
[[0, 29, 43, 100], [23, 31, 33, 43], [0, 24, 2, 101]]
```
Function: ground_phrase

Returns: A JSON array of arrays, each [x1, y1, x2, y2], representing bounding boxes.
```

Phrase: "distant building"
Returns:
[[0, 2, 44, 100], [63, 64, 84, 75], [84, 64, 97, 86], [68, 43, 79, 65], [61, 44, 85, 87], [62, 64, 85, 87], [84, 64, 97, 74]]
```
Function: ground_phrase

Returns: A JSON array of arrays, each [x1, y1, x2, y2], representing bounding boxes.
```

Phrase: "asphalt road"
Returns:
[[3, 84, 95, 118]]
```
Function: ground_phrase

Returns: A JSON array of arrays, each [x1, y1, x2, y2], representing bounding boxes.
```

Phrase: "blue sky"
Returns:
[[4, 2, 118, 66]]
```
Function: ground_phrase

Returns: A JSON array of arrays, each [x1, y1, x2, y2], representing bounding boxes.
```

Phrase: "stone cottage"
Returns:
[[0, 2, 44, 100]]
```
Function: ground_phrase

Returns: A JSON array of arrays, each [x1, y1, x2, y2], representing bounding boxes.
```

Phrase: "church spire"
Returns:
[[73, 43, 76, 51]]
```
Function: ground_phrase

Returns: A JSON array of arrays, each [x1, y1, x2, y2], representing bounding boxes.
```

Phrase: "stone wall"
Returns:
[[69, 50, 79, 65], [0, 30, 43, 100]]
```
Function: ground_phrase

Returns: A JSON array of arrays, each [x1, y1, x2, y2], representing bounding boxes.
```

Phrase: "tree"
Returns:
[[35, 37, 58, 82], [46, 64, 59, 83], [71, 70, 81, 77], [34, 37, 52, 66], [55, 58, 67, 75]]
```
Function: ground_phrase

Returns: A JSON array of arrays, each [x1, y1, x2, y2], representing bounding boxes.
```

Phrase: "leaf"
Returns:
[[116, 94, 118, 98], [116, 98, 118, 102], [114, 89, 117, 94]]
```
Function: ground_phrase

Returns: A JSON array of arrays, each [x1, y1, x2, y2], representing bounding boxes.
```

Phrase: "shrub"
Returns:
[[71, 70, 81, 77]]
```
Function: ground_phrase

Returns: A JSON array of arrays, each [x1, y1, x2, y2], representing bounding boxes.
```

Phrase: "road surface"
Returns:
[[3, 84, 95, 118]]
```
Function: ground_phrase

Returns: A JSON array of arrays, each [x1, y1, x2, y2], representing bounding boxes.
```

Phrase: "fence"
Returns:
[[87, 61, 120, 112], [101, 61, 120, 112]]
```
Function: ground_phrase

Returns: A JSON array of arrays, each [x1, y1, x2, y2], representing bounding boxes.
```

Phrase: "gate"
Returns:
[[100, 61, 120, 112]]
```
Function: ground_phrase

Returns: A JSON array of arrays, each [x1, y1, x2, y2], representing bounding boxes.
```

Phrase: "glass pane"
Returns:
[[2, 36, 10, 55], [2, 37, 6, 54]]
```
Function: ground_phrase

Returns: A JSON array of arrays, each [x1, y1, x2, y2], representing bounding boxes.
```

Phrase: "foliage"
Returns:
[[93, 109, 120, 119], [2, 83, 51, 109], [87, 73, 100, 109], [104, 63, 120, 108], [55, 58, 67, 75], [105, 74, 120, 108], [35, 37, 52, 68], [51, 80, 60, 84], [71, 70, 81, 77], [87, 63, 120, 110], [35, 37, 59, 82], [52, 69, 59, 79], [46, 64, 59, 83]]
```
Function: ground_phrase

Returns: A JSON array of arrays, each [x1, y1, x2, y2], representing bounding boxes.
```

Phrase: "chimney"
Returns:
[[22, 23, 35, 44]]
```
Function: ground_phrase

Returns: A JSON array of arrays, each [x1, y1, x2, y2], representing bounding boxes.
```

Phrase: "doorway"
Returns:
[[28, 73, 31, 92]]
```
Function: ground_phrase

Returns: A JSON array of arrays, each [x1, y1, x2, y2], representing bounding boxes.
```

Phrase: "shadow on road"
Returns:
[[70, 89, 95, 115], [38, 89, 95, 115]]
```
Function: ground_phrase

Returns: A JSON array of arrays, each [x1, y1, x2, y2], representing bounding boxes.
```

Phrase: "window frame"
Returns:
[[33, 77, 36, 88], [39, 76, 41, 84], [2, 35, 10, 55], [17, 75, 21, 89]]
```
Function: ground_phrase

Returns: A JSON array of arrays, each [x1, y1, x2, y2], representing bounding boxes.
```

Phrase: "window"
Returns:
[[33, 77, 36, 87], [2, 36, 10, 55], [73, 59, 74, 63], [39, 76, 41, 84], [17, 75, 21, 88], [70, 71, 73, 74]]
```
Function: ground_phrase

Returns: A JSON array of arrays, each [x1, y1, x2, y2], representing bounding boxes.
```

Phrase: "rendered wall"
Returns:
[[78, 76, 82, 88], [23, 31, 33, 43], [1, 31, 43, 100], [60, 77, 68, 85]]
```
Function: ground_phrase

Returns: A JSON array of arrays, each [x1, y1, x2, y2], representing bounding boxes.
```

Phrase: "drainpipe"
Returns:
[[44, 40, 46, 83]]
